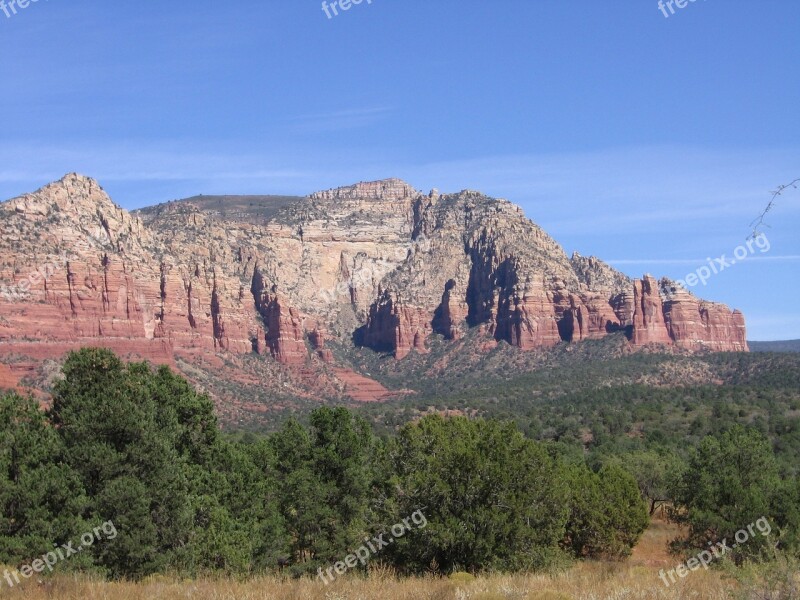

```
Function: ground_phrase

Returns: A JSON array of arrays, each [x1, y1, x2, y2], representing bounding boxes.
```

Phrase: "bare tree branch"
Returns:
[[750, 178, 800, 238]]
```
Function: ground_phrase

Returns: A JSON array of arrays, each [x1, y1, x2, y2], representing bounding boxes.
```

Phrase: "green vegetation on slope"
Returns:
[[1, 348, 798, 583]]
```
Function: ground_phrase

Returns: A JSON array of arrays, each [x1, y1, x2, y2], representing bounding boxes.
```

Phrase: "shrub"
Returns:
[[448, 571, 475, 584]]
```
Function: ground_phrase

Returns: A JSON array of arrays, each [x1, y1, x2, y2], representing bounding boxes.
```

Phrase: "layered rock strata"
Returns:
[[0, 174, 748, 402]]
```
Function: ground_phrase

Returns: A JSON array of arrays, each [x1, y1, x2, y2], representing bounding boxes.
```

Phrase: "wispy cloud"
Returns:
[[0, 142, 314, 188], [288, 106, 394, 133]]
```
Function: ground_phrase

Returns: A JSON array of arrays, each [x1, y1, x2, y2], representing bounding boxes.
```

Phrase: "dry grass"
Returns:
[[0, 520, 742, 600], [0, 564, 738, 600]]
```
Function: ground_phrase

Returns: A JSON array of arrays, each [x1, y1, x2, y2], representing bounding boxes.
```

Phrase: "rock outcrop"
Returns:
[[631, 275, 674, 347], [0, 174, 748, 404], [662, 285, 748, 352], [356, 187, 747, 357]]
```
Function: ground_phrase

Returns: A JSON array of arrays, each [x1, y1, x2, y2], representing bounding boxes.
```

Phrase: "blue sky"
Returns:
[[0, 1, 797, 340]]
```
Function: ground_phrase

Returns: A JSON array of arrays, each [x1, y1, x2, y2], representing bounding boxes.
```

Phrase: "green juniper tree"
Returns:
[[0, 393, 87, 568], [380, 415, 571, 573]]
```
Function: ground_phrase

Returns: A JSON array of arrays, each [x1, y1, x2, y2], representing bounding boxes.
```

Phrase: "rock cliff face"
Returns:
[[661, 285, 748, 352], [0, 174, 748, 404], [356, 189, 748, 358]]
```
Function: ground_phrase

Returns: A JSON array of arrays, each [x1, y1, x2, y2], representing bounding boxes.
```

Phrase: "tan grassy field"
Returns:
[[0, 519, 755, 600], [0, 565, 739, 600]]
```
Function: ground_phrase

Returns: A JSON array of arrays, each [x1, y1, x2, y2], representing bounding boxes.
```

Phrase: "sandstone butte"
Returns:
[[0, 174, 748, 403]]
